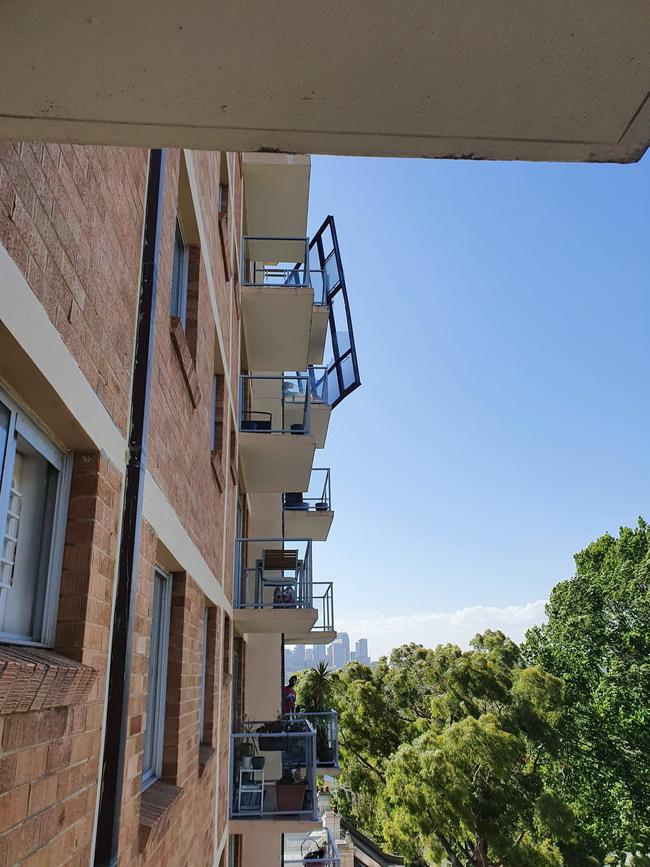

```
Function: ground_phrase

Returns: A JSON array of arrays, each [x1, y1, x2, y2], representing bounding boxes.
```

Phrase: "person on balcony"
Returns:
[[284, 676, 298, 715]]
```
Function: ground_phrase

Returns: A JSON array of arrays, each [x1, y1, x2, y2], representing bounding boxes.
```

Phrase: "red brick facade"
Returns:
[[0, 143, 242, 865]]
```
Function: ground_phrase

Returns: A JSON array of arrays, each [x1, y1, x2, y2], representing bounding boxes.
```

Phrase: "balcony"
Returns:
[[287, 712, 339, 772], [238, 374, 316, 493], [240, 236, 328, 371], [285, 367, 330, 449], [230, 719, 318, 822], [284, 468, 333, 542], [284, 582, 335, 646], [284, 829, 340, 867], [233, 538, 317, 635]]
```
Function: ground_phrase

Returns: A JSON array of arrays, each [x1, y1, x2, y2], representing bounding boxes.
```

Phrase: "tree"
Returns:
[[296, 661, 333, 711], [332, 633, 573, 866], [524, 519, 650, 862]]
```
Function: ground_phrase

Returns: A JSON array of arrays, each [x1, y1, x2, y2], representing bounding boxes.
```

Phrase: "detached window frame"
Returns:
[[142, 567, 173, 790], [171, 218, 190, 330], [0, 388, 71, 646]]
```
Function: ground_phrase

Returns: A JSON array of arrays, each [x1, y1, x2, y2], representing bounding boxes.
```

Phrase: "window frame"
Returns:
[[171, 217, 190, 330], [0, 387, 71, 647], [142, 567, 173, 791]]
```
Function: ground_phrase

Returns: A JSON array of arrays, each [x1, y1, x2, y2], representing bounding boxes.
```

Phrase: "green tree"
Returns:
[[524, 519, 650, 861], [333, 633, 573, 866]]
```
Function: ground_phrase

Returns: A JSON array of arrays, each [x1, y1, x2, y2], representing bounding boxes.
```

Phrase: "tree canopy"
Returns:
[[331, 632, 571, 866], [330, 520, 650, 866], [524, 519, 650, 862]]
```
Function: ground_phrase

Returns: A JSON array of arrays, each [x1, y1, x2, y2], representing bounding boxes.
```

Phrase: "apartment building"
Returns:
[[0, 142, 358, 865]]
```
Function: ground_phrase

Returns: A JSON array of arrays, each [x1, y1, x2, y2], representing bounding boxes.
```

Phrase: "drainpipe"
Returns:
[[94, 148, 166, 866]]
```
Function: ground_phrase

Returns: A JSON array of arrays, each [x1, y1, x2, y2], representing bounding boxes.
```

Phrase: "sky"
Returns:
[[304, 152, 650, 659]]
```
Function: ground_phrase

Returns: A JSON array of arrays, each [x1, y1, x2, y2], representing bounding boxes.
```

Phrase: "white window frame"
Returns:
[[0, 387, 71, 646], [171, 218, 190, 330], [142, 567, 172, 790], [199, 607, 209, 744]]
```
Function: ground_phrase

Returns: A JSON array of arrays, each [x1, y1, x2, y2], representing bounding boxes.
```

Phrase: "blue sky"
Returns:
[[306, 153, 650, 658]]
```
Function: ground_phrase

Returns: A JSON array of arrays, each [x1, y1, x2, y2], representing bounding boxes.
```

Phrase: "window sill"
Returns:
[[0, 646, 96, 715], [170, 316, 202, 408], [139, 779, 183, 853], [211, 451, 225, 492]]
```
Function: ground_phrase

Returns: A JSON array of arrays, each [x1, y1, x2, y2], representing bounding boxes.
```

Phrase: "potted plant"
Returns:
[[275, 768, 308, 812], [296, 662, 336, 765]]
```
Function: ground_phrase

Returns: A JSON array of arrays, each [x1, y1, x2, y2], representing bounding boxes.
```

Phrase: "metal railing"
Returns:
[[240, 236, 328, 303], [234, 538, 313, 610], [230, 719, 318, 820], [287, 711, 339, 768], [284, 366, 328, 405], [310, 582, 335, 634], [283, 829, 340, 867], [284, 468, 332, 513], [239, 373, 312, 435]]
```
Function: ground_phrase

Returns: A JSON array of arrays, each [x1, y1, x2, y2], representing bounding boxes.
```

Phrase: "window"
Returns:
[[171, 219, 189, 330], [143, 567, 172, 790], [0, 390, 71, 645], [199, 607, 209, 744], [210, 374, 224, 455], [222, 613, 231, 679]]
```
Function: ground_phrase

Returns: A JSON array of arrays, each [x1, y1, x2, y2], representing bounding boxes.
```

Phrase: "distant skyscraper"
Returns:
[[355, 638, 370, 666], [330, 633, 350, 669], [293, 644, 306, 669], [314, 644, 327, 664]]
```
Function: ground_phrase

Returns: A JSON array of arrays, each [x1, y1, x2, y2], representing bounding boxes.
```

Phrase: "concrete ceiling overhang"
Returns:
[[0, 1, 649, 163]]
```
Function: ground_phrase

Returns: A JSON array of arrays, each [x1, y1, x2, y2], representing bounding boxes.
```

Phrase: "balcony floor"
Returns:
[[285, 629, 337, 646], [239, 431, 315, 493], [283, 509, 334, 542], [234, 607, 318, 635]]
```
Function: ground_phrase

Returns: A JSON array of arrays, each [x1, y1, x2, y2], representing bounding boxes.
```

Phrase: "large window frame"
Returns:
[[142, 567, 173, 790], [0, 387, 71, 646]]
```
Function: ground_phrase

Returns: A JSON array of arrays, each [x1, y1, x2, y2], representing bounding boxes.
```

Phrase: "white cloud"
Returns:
[[337, 600, 547, 659]]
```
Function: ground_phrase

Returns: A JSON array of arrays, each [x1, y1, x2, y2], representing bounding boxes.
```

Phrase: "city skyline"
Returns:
[[285, 633, 373, 675]]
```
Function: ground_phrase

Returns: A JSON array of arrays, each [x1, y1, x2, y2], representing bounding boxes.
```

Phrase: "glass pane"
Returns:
[[171, 220, 189, 328], [143, 575, 164, 782], [1, 435, 58, 640]]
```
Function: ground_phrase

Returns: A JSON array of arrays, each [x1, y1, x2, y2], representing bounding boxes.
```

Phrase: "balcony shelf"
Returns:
[[239, 374, 316, 492], [234, 538, 334, 638], [240, 236, 329, 371], [230, 719, 319, 822], [284, 469, 334, 542], [284, 828, 340, 867]]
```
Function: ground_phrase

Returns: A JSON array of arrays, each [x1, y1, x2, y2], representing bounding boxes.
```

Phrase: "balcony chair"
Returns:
[[256, 548, 301, 608]]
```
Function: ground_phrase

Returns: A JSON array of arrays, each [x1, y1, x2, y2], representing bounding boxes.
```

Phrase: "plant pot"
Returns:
[[275, 780, 308, 812], [241, 755, 252, 769], [315, 501, 328, 511], [251, 756, 265, 770]]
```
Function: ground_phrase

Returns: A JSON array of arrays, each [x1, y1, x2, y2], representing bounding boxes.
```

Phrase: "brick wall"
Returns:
[[0, 450, 122, 866], [0, 143, 242, 866], [146, 150, 229, 582], [118, 520, 225, 866], [0, 142, 147, 436]]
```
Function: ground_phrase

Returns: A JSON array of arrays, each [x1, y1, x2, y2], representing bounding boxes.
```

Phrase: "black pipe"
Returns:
[[94, 148, 166, 866]]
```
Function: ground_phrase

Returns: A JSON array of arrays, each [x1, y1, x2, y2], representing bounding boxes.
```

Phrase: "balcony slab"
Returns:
[[283, 509, 333, 542], [234, 607, 318, 635], [239, 432, 315, 493]]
